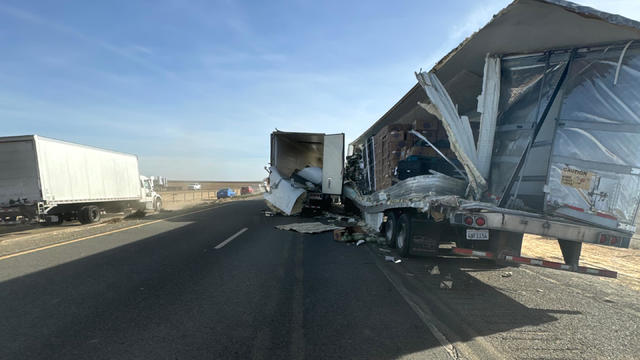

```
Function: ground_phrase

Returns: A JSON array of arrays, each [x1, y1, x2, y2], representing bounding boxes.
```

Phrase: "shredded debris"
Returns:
[[275, 222, 344, 234], [430, 265, 440, 275], [440, 280, 453, 289], [502, 271, 513, 278]]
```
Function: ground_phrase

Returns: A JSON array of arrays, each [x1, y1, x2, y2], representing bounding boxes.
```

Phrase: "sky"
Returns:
[[2, 0, 640, 181]]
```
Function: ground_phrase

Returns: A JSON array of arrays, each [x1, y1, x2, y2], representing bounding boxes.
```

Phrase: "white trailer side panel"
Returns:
[[0, 139, 42, 206], [35, 136, 141, 203]]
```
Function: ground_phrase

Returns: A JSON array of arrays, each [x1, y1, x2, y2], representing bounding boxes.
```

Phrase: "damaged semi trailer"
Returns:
[[264, 131, 345, 215], [342, 0, 640, 277]]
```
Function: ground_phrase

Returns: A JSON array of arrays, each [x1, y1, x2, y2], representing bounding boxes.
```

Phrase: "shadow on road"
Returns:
[[0, 199, 579, 359]]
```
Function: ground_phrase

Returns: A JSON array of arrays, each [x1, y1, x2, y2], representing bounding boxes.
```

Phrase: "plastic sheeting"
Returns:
[[545, 45, 640, 226], [296, 166, 322, 185], [379, 172, 467, 200], [415, 72, 487, 198], [263, 167, 307, 215]]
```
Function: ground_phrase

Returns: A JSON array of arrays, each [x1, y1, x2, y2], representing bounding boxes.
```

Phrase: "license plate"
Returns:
[[466, 229, 489, 240]]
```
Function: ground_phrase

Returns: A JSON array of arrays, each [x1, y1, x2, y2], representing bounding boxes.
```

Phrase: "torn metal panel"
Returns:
[[476, 55, 501, 179], [263, 167, 307, 216], [415, 71, 487, 198], [275, 222, 344, 234]]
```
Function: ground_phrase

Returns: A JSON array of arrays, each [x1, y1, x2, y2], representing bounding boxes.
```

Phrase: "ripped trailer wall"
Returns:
[[490, 42, 640, 231]]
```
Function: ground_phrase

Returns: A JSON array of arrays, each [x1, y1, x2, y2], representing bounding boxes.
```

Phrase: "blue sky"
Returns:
[[2, 0, 639, 180]]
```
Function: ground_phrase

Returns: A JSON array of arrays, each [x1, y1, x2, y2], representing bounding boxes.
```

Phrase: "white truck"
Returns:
[[0, 135, 162, 225], [267, 0, 640, 278]]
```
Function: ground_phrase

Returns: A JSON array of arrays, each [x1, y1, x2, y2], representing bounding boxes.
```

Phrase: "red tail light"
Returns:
[[475, 217, 486, 226], [464, 216, 473, 226], [599, 234, 608, 244]]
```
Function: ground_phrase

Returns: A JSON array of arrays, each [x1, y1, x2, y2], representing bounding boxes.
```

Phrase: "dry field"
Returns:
[[522, 234, 640, 290]]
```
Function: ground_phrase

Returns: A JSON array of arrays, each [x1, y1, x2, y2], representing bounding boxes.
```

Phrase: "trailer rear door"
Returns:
[[544, 45, 640, 232], [0, 137, 41, 206], [322, 133, 344, 195]]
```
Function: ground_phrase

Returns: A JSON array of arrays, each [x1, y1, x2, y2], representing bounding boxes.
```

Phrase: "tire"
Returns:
[[384, 211, 398, 248], [154, 198, 163, 211], [396, 213, 412, 257], [79, 205, 101, 224]]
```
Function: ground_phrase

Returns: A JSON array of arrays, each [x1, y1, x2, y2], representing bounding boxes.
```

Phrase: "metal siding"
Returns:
[[35, 137, 141, 203]]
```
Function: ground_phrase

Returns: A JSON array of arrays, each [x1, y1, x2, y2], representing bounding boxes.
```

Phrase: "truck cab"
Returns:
[[140, 176, 163, 211]]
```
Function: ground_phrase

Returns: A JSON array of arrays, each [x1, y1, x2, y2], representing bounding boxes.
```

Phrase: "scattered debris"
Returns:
[[502, 271, 513, 278], [440, 280, 453, 289], [356, 239, 365, 246], [406, 272, 415, 277], [276, 222, 344, 234], [536, 289, 544, 293], [352, 233, 366, 241], [385, 255, 402, 263], [378, 248, 391, 253], [430, 265, 440, 275], [264, 211, 274, 217]]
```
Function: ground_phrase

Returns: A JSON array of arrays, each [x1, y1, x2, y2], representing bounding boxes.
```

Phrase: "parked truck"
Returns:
[[265, 0, 640, 278], [0, 135, 162, 225]]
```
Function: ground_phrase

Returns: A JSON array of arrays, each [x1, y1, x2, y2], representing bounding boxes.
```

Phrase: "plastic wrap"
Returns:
[[545, 46, 640, 225], [489, 53, 569, 201], [380, 172, 467, 200]]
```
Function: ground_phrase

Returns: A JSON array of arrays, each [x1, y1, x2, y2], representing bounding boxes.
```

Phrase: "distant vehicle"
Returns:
[[217, 188, 236, 198], [187, 183, 201, 190], [0, 135, 162, 225], [240, 186, 254, 195]]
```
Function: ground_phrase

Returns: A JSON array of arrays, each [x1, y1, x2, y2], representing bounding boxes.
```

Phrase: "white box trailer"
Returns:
[[0, 135, 162, 224]]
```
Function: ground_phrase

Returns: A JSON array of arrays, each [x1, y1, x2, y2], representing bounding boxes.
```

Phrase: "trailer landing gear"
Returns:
[[558, 239, 582, 267]]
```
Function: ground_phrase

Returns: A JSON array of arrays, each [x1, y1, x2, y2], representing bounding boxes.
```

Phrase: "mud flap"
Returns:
[[489, 230, 523, 262], [558, 239, 582, 267]]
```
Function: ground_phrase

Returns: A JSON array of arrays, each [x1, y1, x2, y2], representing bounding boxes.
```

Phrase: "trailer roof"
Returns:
[[0, 135, 138, 158], [351, 0, 640, 146]]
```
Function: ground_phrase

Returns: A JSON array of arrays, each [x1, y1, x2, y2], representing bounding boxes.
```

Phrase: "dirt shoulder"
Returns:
[[522, 234, 640, 291]]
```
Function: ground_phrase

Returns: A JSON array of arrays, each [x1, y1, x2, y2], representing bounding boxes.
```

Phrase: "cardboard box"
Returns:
[[413, 118, 439, 131], [406, 146, 438, 158], [407, 130, 437, 146]]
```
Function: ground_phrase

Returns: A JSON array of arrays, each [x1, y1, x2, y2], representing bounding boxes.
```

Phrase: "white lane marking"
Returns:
[[215, 228, 248, 249]]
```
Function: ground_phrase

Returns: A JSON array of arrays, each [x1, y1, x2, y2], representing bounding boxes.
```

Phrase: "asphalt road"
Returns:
[[0, 200, 450, 360], [2, 199, 639, 360]]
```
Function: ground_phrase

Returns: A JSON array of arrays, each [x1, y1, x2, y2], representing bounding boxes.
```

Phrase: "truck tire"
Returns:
[[79, 205, 101, 224], [154, 198, 163, 211], [384, 211, 398, 248], [396, 213, 412, 257]]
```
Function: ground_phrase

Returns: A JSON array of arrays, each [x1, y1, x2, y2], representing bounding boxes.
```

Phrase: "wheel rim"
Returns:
[[397, 222, 406, 249], [385, 217, 394, 242], [157, 200, 162, 210], [90, 209, 99, 221]]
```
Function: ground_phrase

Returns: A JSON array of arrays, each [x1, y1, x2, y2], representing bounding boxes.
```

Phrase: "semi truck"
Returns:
[[0, 135, 162, 225], [265, 0, 640, 278]]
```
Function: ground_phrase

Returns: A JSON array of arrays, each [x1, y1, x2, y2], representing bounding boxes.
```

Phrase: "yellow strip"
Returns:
[[0, 204, 229, 261]]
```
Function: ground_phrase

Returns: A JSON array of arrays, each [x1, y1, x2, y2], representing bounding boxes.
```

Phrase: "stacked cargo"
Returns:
[[374, 124, 408, 190]]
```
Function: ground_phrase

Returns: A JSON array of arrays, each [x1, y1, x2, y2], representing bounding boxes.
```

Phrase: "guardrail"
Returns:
[[158, 190, 263, 203]]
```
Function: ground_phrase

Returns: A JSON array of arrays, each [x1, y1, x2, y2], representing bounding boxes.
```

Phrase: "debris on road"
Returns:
[[385, 256, 401, 263], [502, 271, 513, 278], [378, 248, 391, 253], [356, 239, 365, 246], [430, 265, 440, 275], [263, 211, 274, 217], [276, 222, 344, 234], [440, 280, 453, 289]]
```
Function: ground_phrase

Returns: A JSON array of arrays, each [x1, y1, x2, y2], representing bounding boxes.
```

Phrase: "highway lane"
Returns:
[[0, 199, 450, 360]]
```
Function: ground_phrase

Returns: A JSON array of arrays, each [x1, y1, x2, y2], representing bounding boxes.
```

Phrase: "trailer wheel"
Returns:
[[396, 213, 412, 257], [384, 211, 398, 248]]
